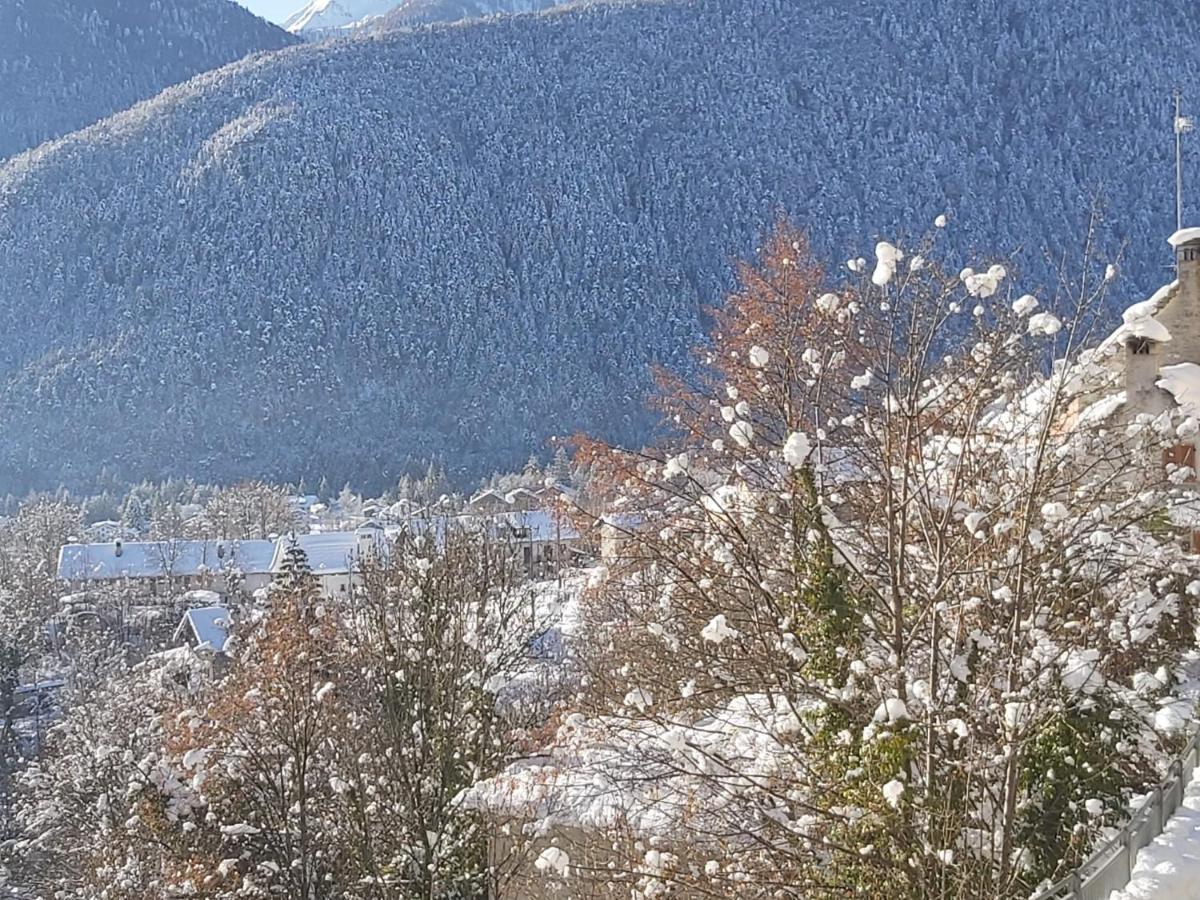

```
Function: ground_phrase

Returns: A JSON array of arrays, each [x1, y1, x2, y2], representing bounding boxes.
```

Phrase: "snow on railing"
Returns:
[[1031, 727, 1200, 900]]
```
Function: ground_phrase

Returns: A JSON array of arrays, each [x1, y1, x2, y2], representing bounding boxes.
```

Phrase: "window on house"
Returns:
[[1163, 443, 1196, 474], [1128, 337, 1152, 355]]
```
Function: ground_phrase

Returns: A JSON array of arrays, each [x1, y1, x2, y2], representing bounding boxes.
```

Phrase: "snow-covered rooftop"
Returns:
[[1093, 281, 1179, 361], [1157, 363, 1200, 420], [1123, 280, 1178, 323], [178, 605, 231, 653], [57, 539, 275, 582], [1076, 390, 1127, 428], [1111, 317, 1172, 346], [270, 531, 363, 575], [469, 489, 507, 505]]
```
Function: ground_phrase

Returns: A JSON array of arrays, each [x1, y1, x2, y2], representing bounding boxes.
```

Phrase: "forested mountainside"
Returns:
[[285, 0, 565, 35], [0, 0, 295, 161], [0, 0, 1197, 493]]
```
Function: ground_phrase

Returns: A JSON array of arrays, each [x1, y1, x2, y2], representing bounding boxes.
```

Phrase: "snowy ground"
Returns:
[[492, 568, 597, 716], [1109, 773, 1200, 899]]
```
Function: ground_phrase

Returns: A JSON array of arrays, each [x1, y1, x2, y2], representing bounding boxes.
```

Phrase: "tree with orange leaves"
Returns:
[[504, 217, 1199, 899], [13, 528, 547, 899], [17, 541, 355, 899]]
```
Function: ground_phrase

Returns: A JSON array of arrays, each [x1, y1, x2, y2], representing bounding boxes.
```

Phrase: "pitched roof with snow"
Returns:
[[1094, 280, 1179, 361], [177, 605, 231, 653], [57, 539, 275, 582], [268, 529, 389, 575], [467, 489, 510, 509], [270, 532, 354, 575]]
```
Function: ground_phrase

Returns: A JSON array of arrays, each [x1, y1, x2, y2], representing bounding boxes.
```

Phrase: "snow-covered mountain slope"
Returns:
[[0, 0, 1199, 493], [369, 0, 570, 29], [0, 0, 296, 162], [284, 0, 567, 35]]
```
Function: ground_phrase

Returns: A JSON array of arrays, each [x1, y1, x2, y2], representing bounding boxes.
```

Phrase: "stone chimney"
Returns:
[[1124, 334, 1162, 408], [1157, 228, 1200, 369], [1172, 227, 1200, 301]]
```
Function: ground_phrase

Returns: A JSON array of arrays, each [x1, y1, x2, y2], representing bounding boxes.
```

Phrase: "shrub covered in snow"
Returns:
[[487, 223, 1200, 898]]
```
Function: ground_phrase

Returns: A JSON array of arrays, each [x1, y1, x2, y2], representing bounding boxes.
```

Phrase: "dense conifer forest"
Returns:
[[0, 0, 1198, 491], [0, 0, 294, 161]]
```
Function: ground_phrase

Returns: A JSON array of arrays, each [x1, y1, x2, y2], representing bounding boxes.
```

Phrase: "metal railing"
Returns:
[[1031, 727, 1200, 900]]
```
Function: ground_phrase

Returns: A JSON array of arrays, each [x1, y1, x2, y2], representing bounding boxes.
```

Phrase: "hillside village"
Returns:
[[57, 485, 586, 597], [41, 481, 594, 665], [12, 0, 1200, 897]]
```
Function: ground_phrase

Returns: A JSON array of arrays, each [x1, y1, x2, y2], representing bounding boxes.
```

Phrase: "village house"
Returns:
[[1055, 228, 1200, 544], [967, 228, 1200, 532], [81, 519, 139, 543], [535, 482, 577, 507], [502, 487, 540, 512], [466, 484, 576, 517], [1080, 228, 1200, 430], [400, 508, 584, 576], [490, 509, 582, 573], [56, 538, 275, 597], [173, 601, 232, 654], [268, 524, 389, 598], [595, 512, 648, 566], [466, 489, 513, 516]]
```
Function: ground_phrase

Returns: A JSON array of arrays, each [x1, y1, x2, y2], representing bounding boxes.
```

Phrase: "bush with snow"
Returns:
[[1013, 294, 1039, 315], [729, 420, 755, 448], [882, 779, 905, 808], [537, 222, 1199, 899]]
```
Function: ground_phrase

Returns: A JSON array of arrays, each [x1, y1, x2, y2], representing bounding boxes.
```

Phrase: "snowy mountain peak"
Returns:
[[283, 0, 395, 34]]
